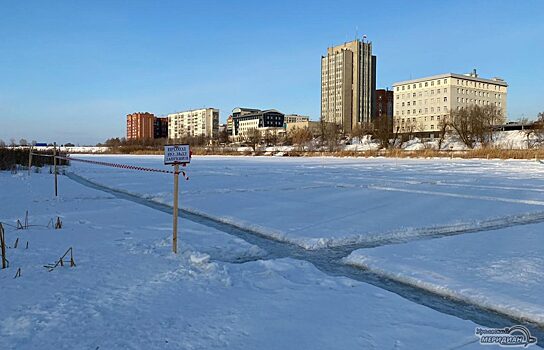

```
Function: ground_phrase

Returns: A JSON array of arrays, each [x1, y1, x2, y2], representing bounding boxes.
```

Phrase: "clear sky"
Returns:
[[1, 0, 543, 145]]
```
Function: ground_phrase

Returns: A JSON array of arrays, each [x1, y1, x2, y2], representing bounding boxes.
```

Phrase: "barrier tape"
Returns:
[[30, 153, 189, 179]]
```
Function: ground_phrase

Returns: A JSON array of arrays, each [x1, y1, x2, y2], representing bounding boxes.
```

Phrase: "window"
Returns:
[[413, 84, 416, 89], [444, 97, 448, 102], [425, 82, 428, 87], [413, 93, 416, 98]]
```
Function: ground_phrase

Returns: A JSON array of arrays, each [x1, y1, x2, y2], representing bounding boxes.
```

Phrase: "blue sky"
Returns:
[[1, 0, 543, 145]]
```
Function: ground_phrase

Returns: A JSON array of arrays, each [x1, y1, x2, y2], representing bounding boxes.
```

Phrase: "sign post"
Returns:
[[164, 144, 191, 254]]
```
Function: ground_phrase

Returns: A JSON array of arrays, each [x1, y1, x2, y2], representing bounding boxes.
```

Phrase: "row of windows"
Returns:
[[398, 97, 448, 107], [396, 105, 448, 116], [456, 88, 502, 99], [396, 78, 449, 91], [396, 88, 448, 99], [455, 79, 503, 91]]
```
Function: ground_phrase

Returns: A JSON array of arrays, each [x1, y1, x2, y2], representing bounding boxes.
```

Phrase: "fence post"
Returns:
[[28, 146, 33, 176], [172, 164, 179, 254], [0, 223, 7, 269], [53, 142, 58, 196]]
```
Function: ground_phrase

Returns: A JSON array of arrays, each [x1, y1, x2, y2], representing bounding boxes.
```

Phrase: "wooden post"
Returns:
[[28, 146, 33, 176], [172, 163, 180, 254], [53, 142, 58, 197], [0, 223, 6, 269]]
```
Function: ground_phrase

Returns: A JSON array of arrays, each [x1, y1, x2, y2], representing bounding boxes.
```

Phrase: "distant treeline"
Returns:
[[0, 148, 69, 170]]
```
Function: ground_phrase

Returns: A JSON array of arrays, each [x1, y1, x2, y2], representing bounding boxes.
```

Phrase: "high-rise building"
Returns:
[[392, 70, 508, 136], [126, 112, 155, 140], [321, 38, 376, 133], [167, 108, 219, 140]]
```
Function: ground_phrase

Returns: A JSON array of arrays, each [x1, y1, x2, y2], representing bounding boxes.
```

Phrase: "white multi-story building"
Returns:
[[284, 114, 310, 124], [393, 70, 507, 136], [167, 108, 219, 140]]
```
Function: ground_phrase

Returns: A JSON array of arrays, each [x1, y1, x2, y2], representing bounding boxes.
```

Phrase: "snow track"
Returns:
[[66, 172, 544, 339]]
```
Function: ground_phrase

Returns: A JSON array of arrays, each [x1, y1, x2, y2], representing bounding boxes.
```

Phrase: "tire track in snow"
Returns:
[[66, 172, 544, 338]]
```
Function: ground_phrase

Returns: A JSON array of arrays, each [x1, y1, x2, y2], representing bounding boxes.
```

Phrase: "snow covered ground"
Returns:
[[1, 171, 490, 349], [344, 222, 544, 326], [69, 155, 544, 250]]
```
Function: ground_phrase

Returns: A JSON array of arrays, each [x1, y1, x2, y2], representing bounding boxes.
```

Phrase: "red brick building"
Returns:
[[375, 89, 393, 119], [126, 112, 155, 140]]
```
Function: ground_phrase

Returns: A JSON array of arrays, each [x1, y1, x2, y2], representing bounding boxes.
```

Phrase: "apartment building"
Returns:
[[167, 108, 219, 140], [126, 112, 155, 140], [321, 38, 376, 132], [393, 70, 507, 136]]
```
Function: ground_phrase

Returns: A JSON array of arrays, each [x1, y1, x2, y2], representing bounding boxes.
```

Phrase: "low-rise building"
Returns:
[[284, 114, 310, 124], [168, 108, 219, 140], [127, 112, 155, 140], [286, 120, 321, 136], [231, 108, 285, 139], [393, 70, 507, 137]]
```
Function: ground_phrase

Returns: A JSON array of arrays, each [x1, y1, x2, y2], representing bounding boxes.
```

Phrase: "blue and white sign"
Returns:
[[164, 144, 191, 165]]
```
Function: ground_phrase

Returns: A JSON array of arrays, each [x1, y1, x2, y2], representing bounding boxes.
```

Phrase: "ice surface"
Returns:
[[344, 223, 544, 325], [0, 172, 487, 349], [70, 156, 544, 249]]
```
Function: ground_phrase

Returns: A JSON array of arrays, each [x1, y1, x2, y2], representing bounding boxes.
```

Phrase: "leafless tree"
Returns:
[[322, 122, 342, 151], [437, 117, 450, 150], [290, 127, 313, 151], [449, 105, 504, 149], [371, 115, 396, 149], [0, 139, 5, 148], [246, 128, 261, 151]]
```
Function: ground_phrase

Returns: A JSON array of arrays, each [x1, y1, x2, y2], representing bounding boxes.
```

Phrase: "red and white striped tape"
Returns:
[[31, 153, 189, 179]]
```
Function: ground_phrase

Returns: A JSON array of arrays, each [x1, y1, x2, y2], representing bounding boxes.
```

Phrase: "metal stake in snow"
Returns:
[[164, 144, 191, 254], [53, 142, 58, 196]]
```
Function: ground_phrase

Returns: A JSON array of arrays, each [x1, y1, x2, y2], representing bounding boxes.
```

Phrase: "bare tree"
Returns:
[[246, 128, 261, 152], [437, 117, 450, 150], [322, 123, 342, 151], [19, 139, 28, 146], [290, 127, 313, 151], [0, 139, 5, 148], [217, 128, 229, 144], [372, 115, 396, 149], [449, 105, 504, 149]]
